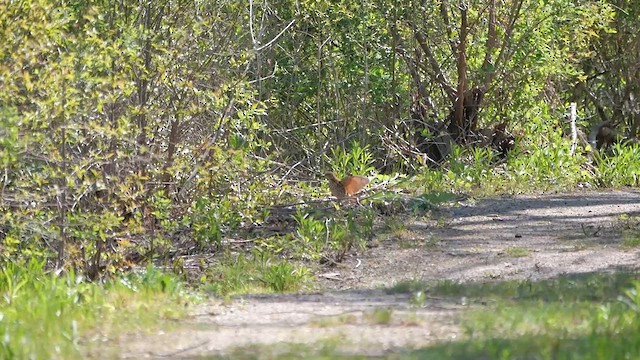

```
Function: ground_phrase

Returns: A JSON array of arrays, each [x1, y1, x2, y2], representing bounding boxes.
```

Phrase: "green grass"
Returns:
[[504, 246, 530, 257], [202, 253, 313, 296], [398, 272, 640, 359], [383, 215, 408, 234], [209, 272, 640, 359], [310, 314, 358, 327], [0, 260, 191, 359], [592, 143, 640, 187], [363, 307, 393, 325], [407, 286, 640, 359], [622, 231, 640, 248], [429, 272, 636, 301]]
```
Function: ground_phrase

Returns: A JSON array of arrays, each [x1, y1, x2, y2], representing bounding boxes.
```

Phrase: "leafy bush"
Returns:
[[593, 143, 640, 187], [292, 208, 373, 263]]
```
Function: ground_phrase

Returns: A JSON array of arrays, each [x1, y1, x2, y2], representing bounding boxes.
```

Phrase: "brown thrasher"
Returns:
[[325, 172, 369, 199]]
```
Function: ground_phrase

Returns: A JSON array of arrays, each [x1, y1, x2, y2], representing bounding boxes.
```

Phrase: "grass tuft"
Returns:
[[0, 261, 190, 359], [504, 246, 530, 257]]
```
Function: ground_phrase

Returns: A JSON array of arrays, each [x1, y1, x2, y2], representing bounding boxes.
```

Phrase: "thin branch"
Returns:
[[453, 2, 469, 138], [390, 23, 436, 115], [439, 0, 457, 55], [249, 0, 256, 45], [493, 0, 525, 77], [482, 0, 497, 89], [410, 22, 457, 102], [256, 19, 296, 51]]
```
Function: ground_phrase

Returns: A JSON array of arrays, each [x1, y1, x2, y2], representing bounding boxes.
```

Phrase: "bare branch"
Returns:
[[439, 0, 457, 55], [256, 19, 296, 52], [493, 0, 525, 77], [391, 25, 428, 102], [482, 0, 497, 89], [411, 22, 457, 102], [453, 3, 469, 139]]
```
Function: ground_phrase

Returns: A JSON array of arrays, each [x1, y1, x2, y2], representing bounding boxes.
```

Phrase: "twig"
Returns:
[[354, 258, 361, 269], [155, 340, 212, 358], [256, 19, 296, 51]]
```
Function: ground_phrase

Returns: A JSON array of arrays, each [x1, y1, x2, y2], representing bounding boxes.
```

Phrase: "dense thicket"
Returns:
[[0, 0, 635, 275]]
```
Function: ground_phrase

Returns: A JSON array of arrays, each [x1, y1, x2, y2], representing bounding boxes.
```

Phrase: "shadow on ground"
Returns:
[[325, 190, 640, 289], [117, 270, 640, 359], [111, 190, 640, 359]]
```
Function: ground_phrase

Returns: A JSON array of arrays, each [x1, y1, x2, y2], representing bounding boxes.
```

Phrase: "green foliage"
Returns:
[[202, 253, 312, 296], [263, 262, 311, 292], [293, 211, 328, 261], [326, 141, 375, 177], [0, 0, 630, 278], [364, 308, 393, 325], [385, 273, 640, 359], [217, 273, 640, 359], [0, 261, 188, 359], [191, 196, 240, 250], [292, 208, 373, 263], [116, 264, 184, 295], [413, 148, 496, 195], [593, 143, 640, 187], [0, 0, 271, 273], [408, 108, 640, 196], [448, 279, 640, 360], [332, 208, 375, 261], [465, 147, 496, 185], [0, 0, 637, 356], [621, 232, 640, 248], [504, 246, 530, 258], [0, 0, 635, 329], [509, 118, 590, 189]]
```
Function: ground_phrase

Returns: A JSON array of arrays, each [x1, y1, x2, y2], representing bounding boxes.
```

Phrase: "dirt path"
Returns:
[[116, 190, 640, 359]]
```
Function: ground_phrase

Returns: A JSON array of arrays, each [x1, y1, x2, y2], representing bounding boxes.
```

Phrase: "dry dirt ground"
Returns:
[[113, 190, 640, 359]]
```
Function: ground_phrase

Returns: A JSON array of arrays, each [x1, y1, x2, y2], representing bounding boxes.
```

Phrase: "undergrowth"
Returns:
[[202, 252, 313, 296], [1, 2, 638, 358], [4, 114, 640, 359], [0, 260, 190, 359]]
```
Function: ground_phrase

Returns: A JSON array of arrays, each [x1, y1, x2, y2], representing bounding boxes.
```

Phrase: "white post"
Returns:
[[569, 102, 577, 155]]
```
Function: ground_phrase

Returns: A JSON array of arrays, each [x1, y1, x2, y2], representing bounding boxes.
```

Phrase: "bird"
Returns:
[[325, 172, 370, 199]]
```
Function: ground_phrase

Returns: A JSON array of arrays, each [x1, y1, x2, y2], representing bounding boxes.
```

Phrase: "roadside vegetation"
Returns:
[[0, 261, 190, 359], [401, 273, 640, 359], [200, 273, 640, 359], [1, 0, 640, 358]]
